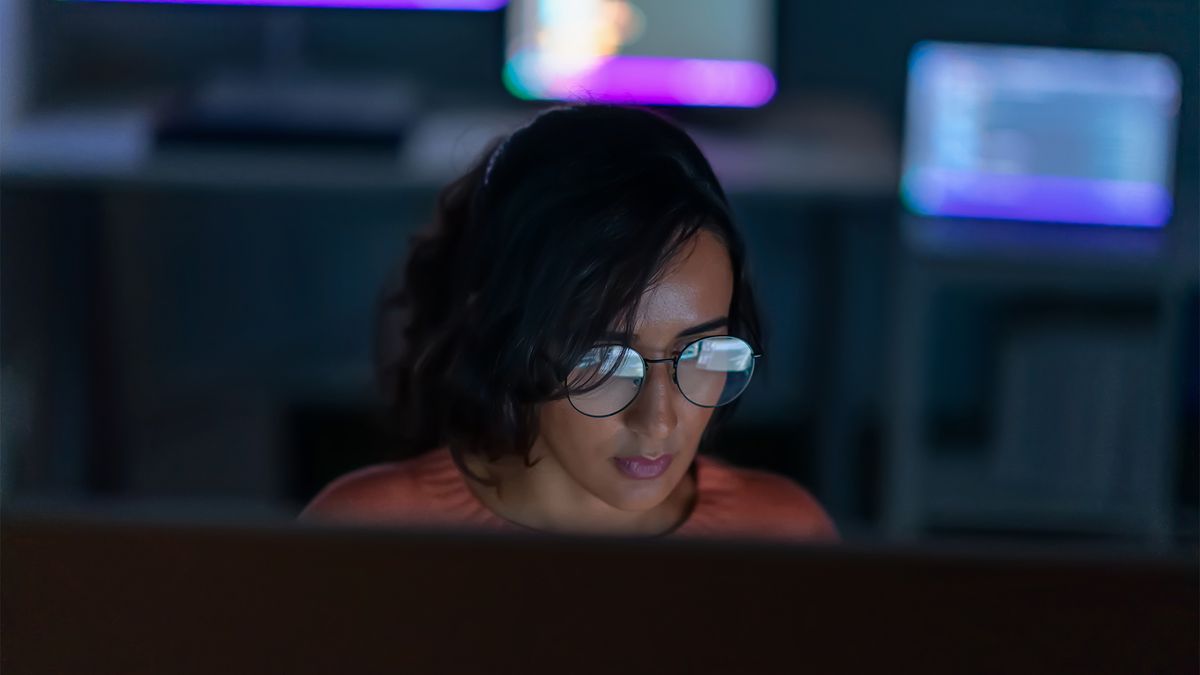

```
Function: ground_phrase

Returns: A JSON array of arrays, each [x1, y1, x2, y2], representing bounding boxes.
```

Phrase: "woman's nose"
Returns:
[[623, 361, 678, 440]]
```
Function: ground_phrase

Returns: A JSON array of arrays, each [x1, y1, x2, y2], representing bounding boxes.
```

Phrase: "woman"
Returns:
[[301, 105, 836, 541]]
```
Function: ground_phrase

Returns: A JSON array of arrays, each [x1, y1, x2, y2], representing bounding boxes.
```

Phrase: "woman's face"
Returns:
[[534, 230, 735, 512]]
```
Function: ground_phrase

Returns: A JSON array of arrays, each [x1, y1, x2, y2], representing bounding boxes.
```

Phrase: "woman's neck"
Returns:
[[462, 450, 696, 536]]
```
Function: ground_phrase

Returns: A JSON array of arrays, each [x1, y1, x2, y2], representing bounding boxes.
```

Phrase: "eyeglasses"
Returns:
[[565, 335, 761, 418]]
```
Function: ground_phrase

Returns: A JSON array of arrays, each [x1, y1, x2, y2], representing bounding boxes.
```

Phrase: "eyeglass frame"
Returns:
[[564, 334, 762, 419]]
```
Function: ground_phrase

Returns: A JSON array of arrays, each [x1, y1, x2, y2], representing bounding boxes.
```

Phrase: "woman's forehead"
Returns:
[[630, 231, 733, 340]]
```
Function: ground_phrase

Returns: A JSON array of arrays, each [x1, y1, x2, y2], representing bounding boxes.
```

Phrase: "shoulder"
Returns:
[[298, 449, 453, 524], [693, 456, 839, 542]]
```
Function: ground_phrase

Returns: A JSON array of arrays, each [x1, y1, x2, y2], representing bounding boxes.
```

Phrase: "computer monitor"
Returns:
[[503, 0, 776, 108], [73, 0, 505, 9], [901, 41, 1180, 228], [4, 514, 1197, 673]]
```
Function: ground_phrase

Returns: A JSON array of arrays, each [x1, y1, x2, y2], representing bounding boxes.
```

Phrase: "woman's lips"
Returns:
[[612, 454, 673, 480]]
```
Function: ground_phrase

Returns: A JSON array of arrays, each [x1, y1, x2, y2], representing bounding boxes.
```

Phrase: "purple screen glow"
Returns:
[[505, 54, 775, 108], [73, 0, 505, 8]]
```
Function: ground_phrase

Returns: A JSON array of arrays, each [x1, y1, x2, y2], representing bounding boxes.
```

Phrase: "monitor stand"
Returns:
[[153, 14, 418, 154], [901, 214, 1168, 265]]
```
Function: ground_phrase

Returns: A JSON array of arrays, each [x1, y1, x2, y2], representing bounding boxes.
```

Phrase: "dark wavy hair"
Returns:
[[376, 104, 763, 474]]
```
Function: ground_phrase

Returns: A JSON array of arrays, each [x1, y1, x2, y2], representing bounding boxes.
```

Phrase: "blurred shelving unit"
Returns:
[[883, 215, 1196, 545]]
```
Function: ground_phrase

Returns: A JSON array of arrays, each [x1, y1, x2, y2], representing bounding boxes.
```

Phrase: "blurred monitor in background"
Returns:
[[901, 41, 1181, 228], [56, 0, 511, 148], [69, 0, 506, 9], [504, 0, 776, 108]]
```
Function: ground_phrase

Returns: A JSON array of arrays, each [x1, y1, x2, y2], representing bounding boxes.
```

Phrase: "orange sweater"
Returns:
[[301, 448, 838, 542]]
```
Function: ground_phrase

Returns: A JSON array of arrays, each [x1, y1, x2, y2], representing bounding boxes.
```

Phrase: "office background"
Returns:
[[1, 0, 1196, 546]]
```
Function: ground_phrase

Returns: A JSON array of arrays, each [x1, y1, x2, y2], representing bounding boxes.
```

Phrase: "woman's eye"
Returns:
[[679, 342, 700, 360]]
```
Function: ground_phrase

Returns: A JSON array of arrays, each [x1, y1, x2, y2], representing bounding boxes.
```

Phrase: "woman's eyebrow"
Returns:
[[599, 316, 729, 343], [676, 316, 729, 338]]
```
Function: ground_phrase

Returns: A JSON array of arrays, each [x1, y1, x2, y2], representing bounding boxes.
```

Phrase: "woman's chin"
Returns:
[[600, 476, 680, 512]]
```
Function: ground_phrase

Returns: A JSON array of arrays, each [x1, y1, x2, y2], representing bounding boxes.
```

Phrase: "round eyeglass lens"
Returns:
[[675, 336, 756, 407], [566, 345, 645, 417]]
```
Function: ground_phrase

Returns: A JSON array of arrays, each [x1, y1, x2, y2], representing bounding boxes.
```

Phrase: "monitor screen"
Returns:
[[503, 0, 776, 108], [74, 0, 504, 9], [901, 42, 1180, 227]]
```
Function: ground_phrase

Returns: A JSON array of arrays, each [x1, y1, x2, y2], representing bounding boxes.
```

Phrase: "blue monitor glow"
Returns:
[[901, 42, 1180, 228]]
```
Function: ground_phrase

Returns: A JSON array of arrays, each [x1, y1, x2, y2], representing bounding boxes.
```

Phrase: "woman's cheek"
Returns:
[[539, 396, 711, 467], [678, 406, 714, 447], [538, 399, 622, 457]]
